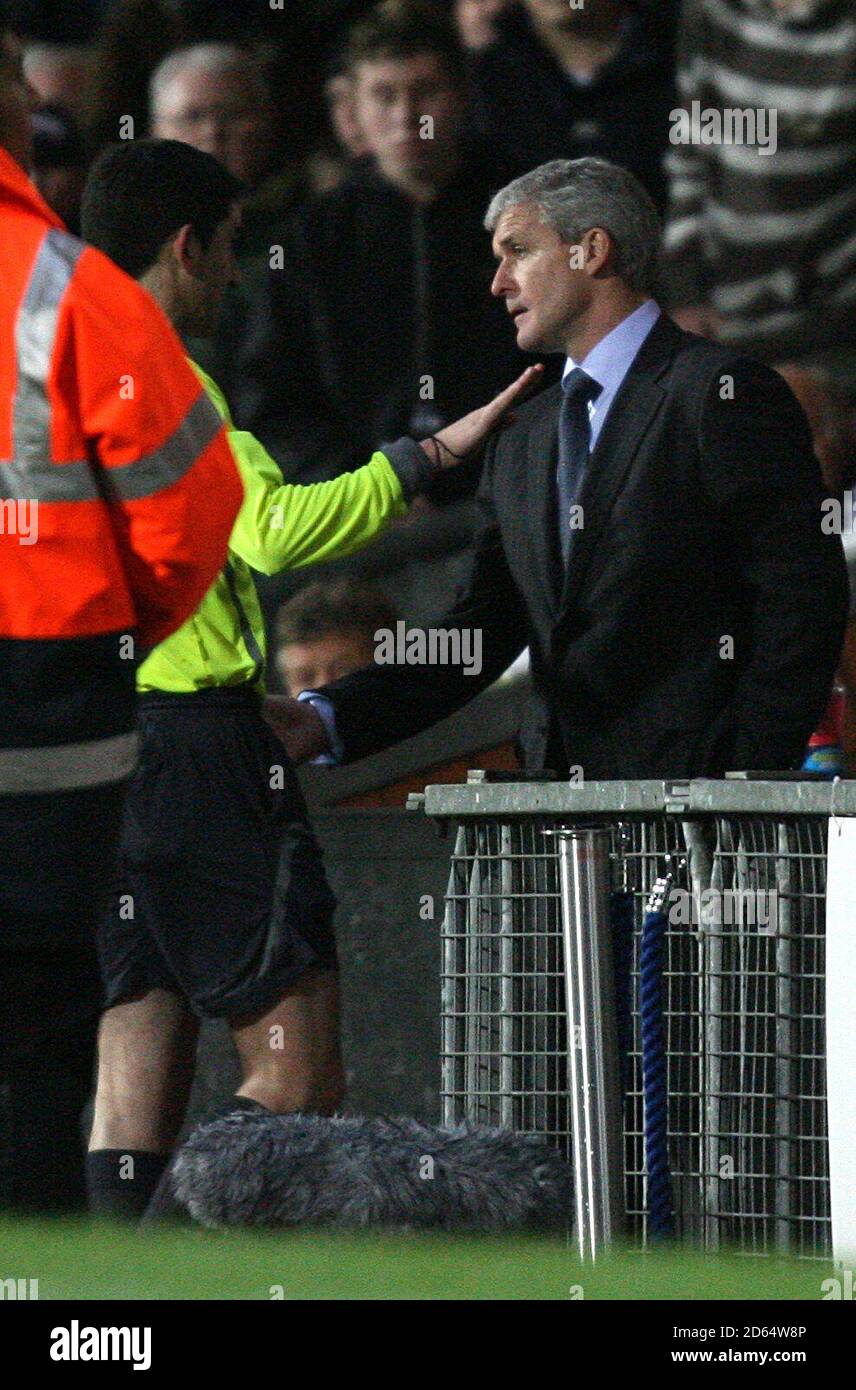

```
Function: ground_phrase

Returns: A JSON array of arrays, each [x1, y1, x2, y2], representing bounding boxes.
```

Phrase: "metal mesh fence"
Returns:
[[435, 790, 830, 1259]]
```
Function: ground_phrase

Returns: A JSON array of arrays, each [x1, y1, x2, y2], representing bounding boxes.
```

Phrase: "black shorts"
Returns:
[[98, 686, 337, 1020]]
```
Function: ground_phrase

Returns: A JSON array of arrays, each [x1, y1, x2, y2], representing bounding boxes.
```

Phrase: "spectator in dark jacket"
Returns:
[[224, 0, 532, 492], [466, 0, 675, 209]]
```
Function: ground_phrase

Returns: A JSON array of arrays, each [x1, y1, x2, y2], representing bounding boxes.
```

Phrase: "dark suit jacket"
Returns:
[[322, 315, 849, 779]]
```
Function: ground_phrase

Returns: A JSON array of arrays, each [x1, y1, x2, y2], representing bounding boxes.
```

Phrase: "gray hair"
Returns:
[[150, 43, 269, 118], [484, 158, 661, 294]]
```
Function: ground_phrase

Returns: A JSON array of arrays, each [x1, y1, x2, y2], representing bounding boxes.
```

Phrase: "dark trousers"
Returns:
[[0, 782, 127, 1213]]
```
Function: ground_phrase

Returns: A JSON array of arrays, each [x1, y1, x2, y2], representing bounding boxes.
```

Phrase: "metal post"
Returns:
[[703, 818, 727, 1252], [546, 826, 625, 1259], [774, 820, 795, 1254], [464, 825, 486, 1123], [498, 824, 516, 1128], [441, 825, 468, 1128]]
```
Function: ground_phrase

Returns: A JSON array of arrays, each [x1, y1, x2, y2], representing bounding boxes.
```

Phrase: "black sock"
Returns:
[[86, 1149, 170, 1222], [139, 1097, 271, 1229]]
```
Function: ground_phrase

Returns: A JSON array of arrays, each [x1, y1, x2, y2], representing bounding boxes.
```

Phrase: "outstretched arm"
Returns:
[[265, 432, 531, 765], [219, 363, 543, 575]]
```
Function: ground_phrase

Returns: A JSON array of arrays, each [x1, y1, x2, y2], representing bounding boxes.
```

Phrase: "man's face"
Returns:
[[277, 630, 376, 697], [352, 53, 465, 183], [0, 33, 38, 169], [184, 203, 242, 336], [491, 203, 589, 354], [153, 66, 272, 185]]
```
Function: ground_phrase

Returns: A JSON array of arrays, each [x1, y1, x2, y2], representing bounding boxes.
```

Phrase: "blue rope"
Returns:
[[609, 890, 635, 1094], [640, 880, 675, 1242]]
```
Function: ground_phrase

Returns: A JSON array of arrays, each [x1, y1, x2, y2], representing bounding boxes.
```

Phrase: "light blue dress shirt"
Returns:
[[562, 298, 661, 451], [303, 299, 663, 763], [298, 686, 344, 765]]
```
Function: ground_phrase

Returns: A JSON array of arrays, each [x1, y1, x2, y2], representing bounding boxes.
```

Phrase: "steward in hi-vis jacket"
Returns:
[[0, 150, 241, 795], [0, 38, 242, 1218]]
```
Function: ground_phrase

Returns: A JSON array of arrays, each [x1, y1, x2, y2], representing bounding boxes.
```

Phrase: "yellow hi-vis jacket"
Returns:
[[137, 361, 434, 694]]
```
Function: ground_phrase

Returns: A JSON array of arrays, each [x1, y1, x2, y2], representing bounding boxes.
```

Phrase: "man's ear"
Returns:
[[582, 226, 614, 278], [172, 223, 203, 275]]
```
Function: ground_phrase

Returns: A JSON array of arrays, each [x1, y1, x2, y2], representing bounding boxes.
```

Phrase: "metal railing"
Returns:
[[412, 774, 856, 1260]]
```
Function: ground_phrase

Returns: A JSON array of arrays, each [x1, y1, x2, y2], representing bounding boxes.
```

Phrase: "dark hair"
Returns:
[[344, 0, 465, 85], [80, 138, 243, 279], [275, 579, 400, 648]]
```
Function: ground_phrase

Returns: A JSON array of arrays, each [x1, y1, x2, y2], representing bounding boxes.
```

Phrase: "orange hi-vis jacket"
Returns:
[[0, 148, 243, 795]]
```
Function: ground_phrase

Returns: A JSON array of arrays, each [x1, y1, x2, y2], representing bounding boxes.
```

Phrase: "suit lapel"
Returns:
[[558, 315, 684, 616]]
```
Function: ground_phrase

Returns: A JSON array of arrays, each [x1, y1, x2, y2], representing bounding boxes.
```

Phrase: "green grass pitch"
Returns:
[[0, 1219, 834, 1300]]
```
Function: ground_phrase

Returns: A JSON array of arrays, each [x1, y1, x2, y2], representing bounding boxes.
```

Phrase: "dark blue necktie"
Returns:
[[557, 367, 601, 565]]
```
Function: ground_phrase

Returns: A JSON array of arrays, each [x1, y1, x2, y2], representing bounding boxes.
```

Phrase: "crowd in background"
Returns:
[[6, 0, 856, 765]]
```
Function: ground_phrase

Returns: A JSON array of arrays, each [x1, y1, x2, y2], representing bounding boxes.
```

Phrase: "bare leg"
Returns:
[[230, 967, 345, 1115], [138, 970, 344, 1225], [89, 989, 200, 1153]]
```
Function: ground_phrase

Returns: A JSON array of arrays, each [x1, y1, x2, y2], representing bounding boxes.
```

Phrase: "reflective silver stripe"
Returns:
[[223, 559, 265, 686], [0, 456, 95, 501], [7, 224, 222, 504], [101, 391, 224, 501], [13, 228, 84, 464], [0, 731, 139, 795], [0, 385, 223, 503]]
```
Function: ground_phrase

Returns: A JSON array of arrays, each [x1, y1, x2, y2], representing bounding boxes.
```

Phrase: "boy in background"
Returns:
[[274, 579, 400, 698]]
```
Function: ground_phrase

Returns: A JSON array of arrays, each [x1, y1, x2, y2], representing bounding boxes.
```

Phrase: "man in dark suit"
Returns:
[[269, 157, 849, 781]]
